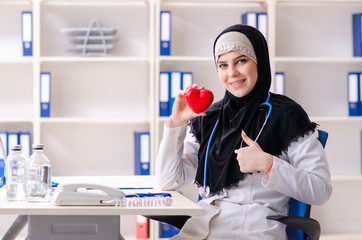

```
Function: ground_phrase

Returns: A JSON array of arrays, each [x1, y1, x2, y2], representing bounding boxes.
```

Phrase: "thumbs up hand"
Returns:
[[234, 131, 273, 175]]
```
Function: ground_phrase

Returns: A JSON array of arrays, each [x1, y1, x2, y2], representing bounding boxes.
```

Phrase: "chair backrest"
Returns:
[[287, 129, 328, 239]]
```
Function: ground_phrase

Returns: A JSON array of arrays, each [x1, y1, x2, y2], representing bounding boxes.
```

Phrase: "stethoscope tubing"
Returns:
[[203, 120, 219, 187]]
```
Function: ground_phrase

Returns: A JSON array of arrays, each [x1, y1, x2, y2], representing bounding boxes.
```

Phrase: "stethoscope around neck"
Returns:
[[200, 92, 272, 198]]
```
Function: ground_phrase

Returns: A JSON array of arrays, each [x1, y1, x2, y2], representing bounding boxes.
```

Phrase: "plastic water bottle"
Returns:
[[25, 144, 52, 202], [5, 145, 27, 201]]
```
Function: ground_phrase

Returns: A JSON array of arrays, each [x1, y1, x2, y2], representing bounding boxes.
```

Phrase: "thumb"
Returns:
[[241, 130, 255, 146]]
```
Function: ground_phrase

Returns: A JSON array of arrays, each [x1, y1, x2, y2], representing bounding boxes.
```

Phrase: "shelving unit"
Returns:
[[1, 0, 362, 239], [273, 0, 362, 236]]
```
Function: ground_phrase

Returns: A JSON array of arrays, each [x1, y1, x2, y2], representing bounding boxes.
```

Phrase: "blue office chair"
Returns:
[[147, 129, 328, 240], [267, 129, 328, 240]]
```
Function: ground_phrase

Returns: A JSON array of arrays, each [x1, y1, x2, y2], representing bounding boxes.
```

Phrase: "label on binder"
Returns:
[[160, 11, 171, 55], [274, 72, 285, 95], [40, 72, 51, 117], [348, 72, 359, 116], [22, 11, 33, 56], [182, 72, 193, 90], [159, 72, 170, 116], [169, 71, 182, 115], [135, 132, 150, 175]]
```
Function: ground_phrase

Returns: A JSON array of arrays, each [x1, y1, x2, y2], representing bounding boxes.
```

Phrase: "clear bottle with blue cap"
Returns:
[[5, 145, 27, 201], [25, 144, 52, 202]]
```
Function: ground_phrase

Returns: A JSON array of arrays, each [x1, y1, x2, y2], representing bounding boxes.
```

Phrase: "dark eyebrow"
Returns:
[[217, 54, 248, 64], [233, 54, 248, 61]]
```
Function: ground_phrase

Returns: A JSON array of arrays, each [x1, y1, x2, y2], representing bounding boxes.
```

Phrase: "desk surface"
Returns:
[[0, 175, 203, 216]]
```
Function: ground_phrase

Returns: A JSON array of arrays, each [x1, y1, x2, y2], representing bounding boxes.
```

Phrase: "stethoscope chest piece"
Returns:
[[199, 185, 210, 198]]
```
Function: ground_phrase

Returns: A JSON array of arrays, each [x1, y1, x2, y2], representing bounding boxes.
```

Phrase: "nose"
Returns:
[[228, 65, 239, 77]]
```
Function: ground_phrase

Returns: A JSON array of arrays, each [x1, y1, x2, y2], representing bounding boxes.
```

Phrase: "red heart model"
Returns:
[[185, 87, 214, 113]]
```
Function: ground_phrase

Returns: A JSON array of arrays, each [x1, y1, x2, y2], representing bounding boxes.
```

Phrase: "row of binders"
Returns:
[[159, 71, 280, 115], [348, 72, 362, 116], [160, 11, 268, 55], [353, 13, 362, 57], [0, 132, 31, 158], [0, 132, 31, 179], [158, 71, 285, 117], [159, 71, 193, 116]]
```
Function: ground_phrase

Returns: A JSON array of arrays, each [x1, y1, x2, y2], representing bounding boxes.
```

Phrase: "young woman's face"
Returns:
[[217, 50, 258, 98]]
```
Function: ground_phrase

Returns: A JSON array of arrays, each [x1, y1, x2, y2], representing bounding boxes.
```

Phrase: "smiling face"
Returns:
[[217, 50, 258, 98]]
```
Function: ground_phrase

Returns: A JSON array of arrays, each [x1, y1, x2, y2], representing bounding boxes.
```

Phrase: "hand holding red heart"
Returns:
[[169, 85, 213, 128], [185, 86, 214, 113]]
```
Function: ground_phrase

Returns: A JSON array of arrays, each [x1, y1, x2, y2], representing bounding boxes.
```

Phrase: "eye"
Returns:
[[237, 58, 247, 64], [218, 63, 227, 69]]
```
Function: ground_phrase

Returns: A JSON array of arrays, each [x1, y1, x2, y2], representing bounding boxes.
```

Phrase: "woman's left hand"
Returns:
[[234, 131, 273, 175]]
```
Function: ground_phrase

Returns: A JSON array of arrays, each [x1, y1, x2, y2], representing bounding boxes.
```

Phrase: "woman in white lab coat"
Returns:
[[156, 24, 332, 240]]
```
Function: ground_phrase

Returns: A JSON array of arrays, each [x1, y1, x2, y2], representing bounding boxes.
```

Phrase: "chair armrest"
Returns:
[[266, 215, 320, 240]]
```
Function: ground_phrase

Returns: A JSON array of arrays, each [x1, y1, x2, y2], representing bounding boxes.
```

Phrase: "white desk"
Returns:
[[0, 176, 203, 240]]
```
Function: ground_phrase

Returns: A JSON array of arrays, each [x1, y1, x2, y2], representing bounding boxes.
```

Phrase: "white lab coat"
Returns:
[[156, 121, 332, 240]]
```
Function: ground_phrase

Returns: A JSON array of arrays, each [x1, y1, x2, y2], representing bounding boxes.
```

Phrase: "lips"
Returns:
[[230, 79, 246, 86]]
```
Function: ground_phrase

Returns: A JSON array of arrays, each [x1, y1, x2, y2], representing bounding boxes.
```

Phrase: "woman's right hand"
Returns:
[[169, 85, 206, 128]]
